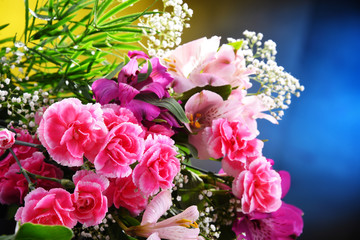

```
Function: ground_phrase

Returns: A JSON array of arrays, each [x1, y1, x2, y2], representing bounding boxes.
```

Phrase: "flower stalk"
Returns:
[[9, 148, 35, 191]]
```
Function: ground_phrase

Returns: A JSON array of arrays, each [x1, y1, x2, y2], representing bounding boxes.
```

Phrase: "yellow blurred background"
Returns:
[[0, 0, 37, 40], [0, 0, 163, 42]]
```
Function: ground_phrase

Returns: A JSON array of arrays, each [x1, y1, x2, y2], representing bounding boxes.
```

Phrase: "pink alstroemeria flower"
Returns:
[[128, 190, 200, 240], [164, 36, 253, 93]]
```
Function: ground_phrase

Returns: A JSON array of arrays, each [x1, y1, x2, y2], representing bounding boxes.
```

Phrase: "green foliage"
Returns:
[[228, 40, 244, 51], [0, 223, 73, 240], [0, 0, 151, 101], [176, 168, 205, 209], [137, 93, 190, 124], [177, 84, 233, 104]]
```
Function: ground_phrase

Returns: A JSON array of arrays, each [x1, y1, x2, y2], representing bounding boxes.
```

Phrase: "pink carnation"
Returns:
[[101, 104, 139, 130], [204, 118, 263, 176], [15, 187, 77, 228], [71, 170, 109, 227], [93, 122, 144, 178], [0, 129, 15, 150], [133, 135, 180, 196], [1, 128, 39, 160], [0, 152, 63, 205], [232, 157, 282, 213], [37, 98, 108, 167], [104, 174, 148, 216]]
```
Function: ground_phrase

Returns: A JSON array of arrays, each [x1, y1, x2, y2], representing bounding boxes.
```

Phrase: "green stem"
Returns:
[[14, 140, 45, 150], [24, 169, 61, 183], [182, 163, 209, 174], [112, 214, 129, 231], [9, 148, 35, 191], [23, 169, 75, 189]]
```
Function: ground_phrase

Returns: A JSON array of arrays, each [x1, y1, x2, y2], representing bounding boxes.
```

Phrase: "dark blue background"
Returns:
[[186, 0, 360, 239]]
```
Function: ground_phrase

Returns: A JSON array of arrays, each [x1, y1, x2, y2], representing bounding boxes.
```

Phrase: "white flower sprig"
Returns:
[[0, 42, 53, 129], [229, 30, 305, 120], [138, 0, 193, 57]]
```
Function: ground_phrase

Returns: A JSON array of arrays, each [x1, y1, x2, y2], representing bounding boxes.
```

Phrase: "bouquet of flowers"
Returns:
[[0, 0, 304, 239]]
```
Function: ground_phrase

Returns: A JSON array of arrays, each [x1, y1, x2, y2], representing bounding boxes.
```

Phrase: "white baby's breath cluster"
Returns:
[[138, 0, 193, 57], [0, 42, 53, 129], [228, 30, 304, 120]]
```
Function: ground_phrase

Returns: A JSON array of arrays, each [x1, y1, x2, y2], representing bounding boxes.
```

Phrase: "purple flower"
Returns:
[[232, 202, 304, 240], [92, 51, 174, 122], [232, 170, 303, 239]]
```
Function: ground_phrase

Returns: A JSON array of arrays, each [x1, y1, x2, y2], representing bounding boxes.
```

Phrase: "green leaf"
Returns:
[[0, 23, 9, 31], [137, 60, 152, 83], [0, 37, 13, 45], [97, 0, 140, 25], [177, 169, 204, 208], [138, 94, 189, 124], [103, 62, 125, 79], [28, 8, 53, 21], [24, 0, 29, 43], [96, 0, 113, 20], [176, 142, 198, 158], [107, 33, 141, 43], [95, 22, 132, 31], [32, 14, 77, 40], [98, 11, 157, 28], [0, 235, 14, 240], [14, 223, 73, 240], [178, 84, 232, 103], [228, 40, 244, 51], [28, 48, 61, 66]]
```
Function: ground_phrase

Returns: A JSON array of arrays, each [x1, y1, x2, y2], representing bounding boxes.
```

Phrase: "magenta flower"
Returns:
[[231, 169, 303, 239], [71, 170, 109, 227], [0, 128, 15, 150], [37, 98, 108, 167], [232, 156, 282, 214], [128, 190, 200, 240], [232, 202, 304, 240], [92, 51, 174, 122], [133, 134, 180, 196], [15, 187, 77, 228]]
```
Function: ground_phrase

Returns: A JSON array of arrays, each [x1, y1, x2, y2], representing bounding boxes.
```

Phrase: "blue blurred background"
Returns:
[[187, 0, 360, 239]]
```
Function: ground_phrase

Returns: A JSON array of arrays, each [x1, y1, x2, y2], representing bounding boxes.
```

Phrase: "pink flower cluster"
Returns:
[[2, 36, 303, 239], [33, 97, 181, 219], [201, 117, 282, 214], [0, 129, 63, 205], [15, 170, 109, 228], [232, 172, 303, 239]]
